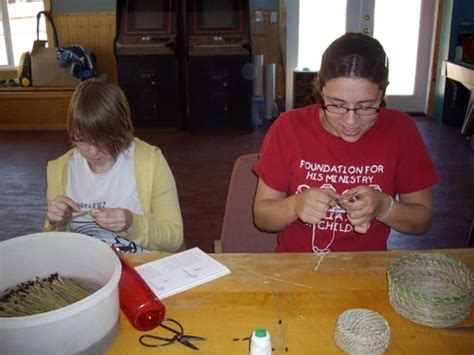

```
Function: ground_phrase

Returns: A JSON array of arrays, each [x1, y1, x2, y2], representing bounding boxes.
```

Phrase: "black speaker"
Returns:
[[187, 55, 252, 132], [117, 55, 181, 129]]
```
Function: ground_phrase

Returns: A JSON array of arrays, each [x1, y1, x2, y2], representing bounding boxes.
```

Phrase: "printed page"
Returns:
[[136, 247, 231, 299]]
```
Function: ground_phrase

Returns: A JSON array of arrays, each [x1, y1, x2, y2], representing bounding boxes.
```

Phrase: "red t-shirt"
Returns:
[[253, 104, 439, 252]]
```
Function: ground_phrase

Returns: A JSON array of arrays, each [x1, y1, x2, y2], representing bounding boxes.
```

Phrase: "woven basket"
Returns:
[[387, 252, 473, 328], [334, 308, 390, 355]]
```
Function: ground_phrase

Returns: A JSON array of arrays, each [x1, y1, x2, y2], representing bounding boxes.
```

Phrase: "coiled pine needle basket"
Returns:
[[334, 308, 390, 354], [387, 253, 473, 328]]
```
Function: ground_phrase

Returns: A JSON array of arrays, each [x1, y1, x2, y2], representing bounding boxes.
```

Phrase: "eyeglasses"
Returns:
[[322, 104, 380, 116]]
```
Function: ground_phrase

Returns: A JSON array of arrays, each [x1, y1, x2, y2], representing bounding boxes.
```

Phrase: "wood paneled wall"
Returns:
[[250, 6, 286, 99], [52, 12, 117, 83]]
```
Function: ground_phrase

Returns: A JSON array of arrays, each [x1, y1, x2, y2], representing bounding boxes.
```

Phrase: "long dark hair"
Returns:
[[315, 33, 389, 104]]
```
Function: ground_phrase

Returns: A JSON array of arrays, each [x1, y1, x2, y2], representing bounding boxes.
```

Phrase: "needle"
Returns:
[[338, 193, 358, 204], [71, 210, 92, 219]]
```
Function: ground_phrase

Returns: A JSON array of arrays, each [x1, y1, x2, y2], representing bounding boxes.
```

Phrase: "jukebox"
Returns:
[[185, 0, 253, 132], [115, 0, 183, 128]]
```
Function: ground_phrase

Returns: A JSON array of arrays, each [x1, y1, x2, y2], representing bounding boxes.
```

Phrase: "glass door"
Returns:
[[294, 0, 437, 113]]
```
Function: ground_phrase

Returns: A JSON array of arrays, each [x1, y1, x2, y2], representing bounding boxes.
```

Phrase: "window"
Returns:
[[1, 0, 45, 68], [298, 0, 425, 97], [297, 0, 346, 71], [373, 0, 422, 95]]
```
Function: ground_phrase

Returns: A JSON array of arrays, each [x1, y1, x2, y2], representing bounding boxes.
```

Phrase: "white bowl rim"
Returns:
[[0, 232, 121, 328]]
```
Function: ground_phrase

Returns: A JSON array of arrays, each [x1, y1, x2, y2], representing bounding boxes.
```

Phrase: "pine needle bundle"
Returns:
[[0, 273, 95, 317]]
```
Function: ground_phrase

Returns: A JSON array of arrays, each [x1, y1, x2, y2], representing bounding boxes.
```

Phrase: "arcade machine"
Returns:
[[115, 0, 183, 128], [186, 0, 253, 131]]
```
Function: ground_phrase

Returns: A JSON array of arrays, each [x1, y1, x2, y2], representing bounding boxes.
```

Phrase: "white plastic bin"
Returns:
[[0, 232, 121, 355]]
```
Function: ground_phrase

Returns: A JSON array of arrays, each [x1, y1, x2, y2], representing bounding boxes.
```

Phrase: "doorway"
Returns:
[[290, 0, 437, 113]]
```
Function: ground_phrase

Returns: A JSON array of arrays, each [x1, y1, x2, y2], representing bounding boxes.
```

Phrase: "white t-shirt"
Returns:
[[66, 143, 148, 252]]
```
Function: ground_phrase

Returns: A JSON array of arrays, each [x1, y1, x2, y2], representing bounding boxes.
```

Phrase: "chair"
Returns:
[[214, 153, 277, 253]]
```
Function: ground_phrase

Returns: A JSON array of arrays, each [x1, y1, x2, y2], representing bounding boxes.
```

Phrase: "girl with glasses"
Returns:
[[253, 33, 439, 253]]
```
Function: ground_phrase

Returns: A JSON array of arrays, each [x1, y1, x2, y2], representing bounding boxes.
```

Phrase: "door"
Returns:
[[293, 0, 437, 113]]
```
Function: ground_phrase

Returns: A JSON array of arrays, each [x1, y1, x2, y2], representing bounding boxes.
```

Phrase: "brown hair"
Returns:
[[67, 78, 134, 159], [315, 33, 389, 104]]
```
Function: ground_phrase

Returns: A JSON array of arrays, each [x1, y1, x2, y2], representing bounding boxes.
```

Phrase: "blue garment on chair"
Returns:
[[57, 45, 96, 81]]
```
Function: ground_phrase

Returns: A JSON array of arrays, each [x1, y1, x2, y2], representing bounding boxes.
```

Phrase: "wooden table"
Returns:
[[107, 249, 474, 354]]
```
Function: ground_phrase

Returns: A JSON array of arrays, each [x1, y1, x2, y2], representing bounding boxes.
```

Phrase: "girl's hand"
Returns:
[[91, 207, 133, 233], [294, 188, 340, 225], [339, 186, 389, 234], [47, 195, 81, 223]]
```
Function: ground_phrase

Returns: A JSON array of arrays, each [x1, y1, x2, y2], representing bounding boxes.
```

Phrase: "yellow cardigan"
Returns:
[[44, 138, 183, 252]]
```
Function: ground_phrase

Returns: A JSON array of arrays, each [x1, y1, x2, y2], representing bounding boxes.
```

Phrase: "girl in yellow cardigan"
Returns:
[[44, 78, 183, 252]]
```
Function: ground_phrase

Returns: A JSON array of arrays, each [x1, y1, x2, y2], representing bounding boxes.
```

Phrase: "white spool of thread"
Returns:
[[249, 328, 272, 355], [264, 63, 276, 120]]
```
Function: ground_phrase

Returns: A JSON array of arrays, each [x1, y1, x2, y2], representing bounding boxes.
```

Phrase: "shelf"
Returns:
[[0, 87, 75, 130]]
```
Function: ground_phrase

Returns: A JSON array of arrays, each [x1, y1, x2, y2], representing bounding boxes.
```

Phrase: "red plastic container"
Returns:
[[116, 253, 166, 331]]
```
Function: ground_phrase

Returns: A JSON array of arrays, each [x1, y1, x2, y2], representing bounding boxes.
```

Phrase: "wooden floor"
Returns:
[[0, 116, 473, 252]]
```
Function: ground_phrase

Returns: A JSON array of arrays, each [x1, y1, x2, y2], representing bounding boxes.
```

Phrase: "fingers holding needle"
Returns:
[[71, 210, 92, 220], [44, 210, 92, 232], [338, 193, 358, 204]]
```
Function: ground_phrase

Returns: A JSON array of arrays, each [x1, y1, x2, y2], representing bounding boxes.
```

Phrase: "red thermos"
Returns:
[[116, 253, 166, 331]]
